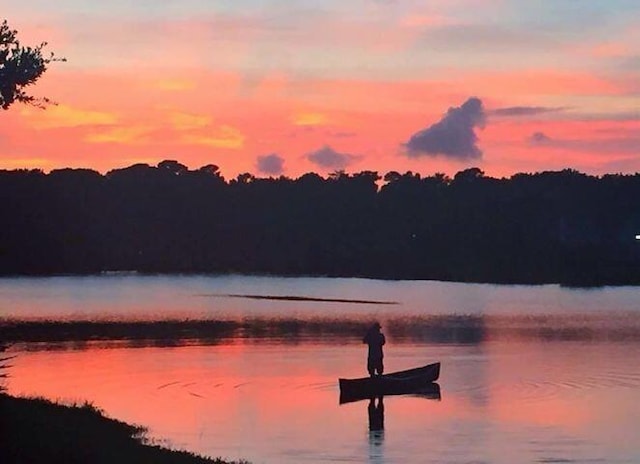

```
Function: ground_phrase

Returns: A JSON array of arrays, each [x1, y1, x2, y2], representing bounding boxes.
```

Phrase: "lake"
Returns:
[[2, 275, 640, 463]]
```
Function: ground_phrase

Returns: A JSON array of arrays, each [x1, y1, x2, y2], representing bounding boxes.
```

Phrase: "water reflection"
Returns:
[[368, 397, 385, 432], [5, 312, 640, 350], [368, 397, 385, 464], [0, 343, 11, 391], [362, 386, 442, 463], [4, 275, 640, 323], [6, 339, 640, 464], [364, 389, 443, 464], [3, 276, 640, 463], [341, 380, 441, 404]]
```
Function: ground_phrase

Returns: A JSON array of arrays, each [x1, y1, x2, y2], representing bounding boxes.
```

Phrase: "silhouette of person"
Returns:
[[363, 322, 385, 377], [368, 396, 384, 431]]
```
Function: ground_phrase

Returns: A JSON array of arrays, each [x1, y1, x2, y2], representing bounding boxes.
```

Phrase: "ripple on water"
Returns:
[[537, 459, 605, 463], [525, 434, 608, 464], [491, 360, 640, 404]]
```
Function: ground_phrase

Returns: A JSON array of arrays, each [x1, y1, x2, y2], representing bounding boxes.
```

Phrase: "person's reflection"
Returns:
[[368, 396, 385, 461], [368, 396, 384, 431]]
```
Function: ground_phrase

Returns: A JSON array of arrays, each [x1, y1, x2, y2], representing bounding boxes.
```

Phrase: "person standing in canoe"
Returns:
[[363, 322, 386, 377]]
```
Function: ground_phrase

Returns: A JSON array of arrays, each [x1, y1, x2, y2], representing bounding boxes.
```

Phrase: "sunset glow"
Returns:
[[1, 1, 639, 178], [9, 339, 640, 463]]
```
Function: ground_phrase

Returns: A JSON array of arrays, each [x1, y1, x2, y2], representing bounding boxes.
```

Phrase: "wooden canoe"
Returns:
[[339, 362, 440, 403]]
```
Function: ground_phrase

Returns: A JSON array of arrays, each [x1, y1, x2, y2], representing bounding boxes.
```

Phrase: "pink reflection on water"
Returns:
[[7, 340, 640, 464]]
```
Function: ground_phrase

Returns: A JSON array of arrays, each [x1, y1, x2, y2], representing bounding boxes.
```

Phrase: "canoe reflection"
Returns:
[[339, 362, 440, 404], [340, 381, 441, 404]]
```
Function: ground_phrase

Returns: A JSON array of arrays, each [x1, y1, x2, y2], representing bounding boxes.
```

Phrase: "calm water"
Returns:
[[3, 275, 640, 463]]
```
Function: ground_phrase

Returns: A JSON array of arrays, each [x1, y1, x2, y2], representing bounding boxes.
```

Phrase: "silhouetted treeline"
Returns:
[[2, 161, 640, 285]]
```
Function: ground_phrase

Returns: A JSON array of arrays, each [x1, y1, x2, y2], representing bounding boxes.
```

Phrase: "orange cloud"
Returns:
[[292, 112, 328, 127], [3, 60, 637, 180], [85, 126, 153, 145], [21, 105, 118, 129], [169, 111, 212, 131], [182, 125, 245, 149]]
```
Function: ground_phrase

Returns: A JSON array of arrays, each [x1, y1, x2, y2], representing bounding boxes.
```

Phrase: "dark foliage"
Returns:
[[0, 19, 65, 109], [0, 393, 247, 464], [1, 162, 639, 285]]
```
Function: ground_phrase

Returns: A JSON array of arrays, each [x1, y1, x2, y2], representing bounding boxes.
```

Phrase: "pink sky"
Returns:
[[1, 0, 639, 179]]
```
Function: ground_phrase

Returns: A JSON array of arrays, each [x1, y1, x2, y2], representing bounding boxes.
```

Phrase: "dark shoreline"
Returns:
[[0, 393, 247, 464], [2, 166, 640, 286], [0, 270, 635, 288]]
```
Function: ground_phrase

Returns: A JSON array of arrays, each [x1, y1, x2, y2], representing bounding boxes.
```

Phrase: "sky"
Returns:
[[1, 0, 639, 179]]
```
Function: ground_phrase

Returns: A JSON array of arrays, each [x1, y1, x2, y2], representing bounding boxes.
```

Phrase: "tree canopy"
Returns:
[[0, 19, 64, 110], [1, 161, 640, 286]]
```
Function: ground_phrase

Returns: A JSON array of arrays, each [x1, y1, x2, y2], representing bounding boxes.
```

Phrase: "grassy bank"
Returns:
[[0, 393, 247, 464]]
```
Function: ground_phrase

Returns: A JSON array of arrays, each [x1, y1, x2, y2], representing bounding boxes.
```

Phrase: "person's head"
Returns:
[[372, 322, 381, 332]]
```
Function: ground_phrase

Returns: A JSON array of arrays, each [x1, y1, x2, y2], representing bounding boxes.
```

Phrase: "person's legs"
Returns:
[[367, 358, 376, 377], [369, 358, 383, 376]]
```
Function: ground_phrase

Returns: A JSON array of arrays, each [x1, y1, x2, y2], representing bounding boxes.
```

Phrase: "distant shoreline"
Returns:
[[2, 166, 640, 287], [3, 313, 640, 347], [0, 270, 634, 288]]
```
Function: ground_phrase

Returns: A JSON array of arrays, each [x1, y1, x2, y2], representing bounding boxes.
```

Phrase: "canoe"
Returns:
[[339, 362, 440, 403], [341, 380, 441, 404]]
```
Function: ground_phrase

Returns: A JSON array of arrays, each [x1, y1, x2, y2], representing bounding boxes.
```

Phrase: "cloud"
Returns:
[[327, 130, 357, 138], [169, 111, 212, 131], [292, 112, 328, 126], [528, 131, 640, 154], [256, 153, 285, 175], [21, 105, 118, 129], [181, 125, 244, 149], [418, 23, 560, 53], [529, 131, 553, 144], [572, 111, 640, 122], [306, 145, 357, 170], [491, 106, 566, 117], [85, 126, 152, 144], [621, 55, 640, 71], [404, 97, 486, 159]]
